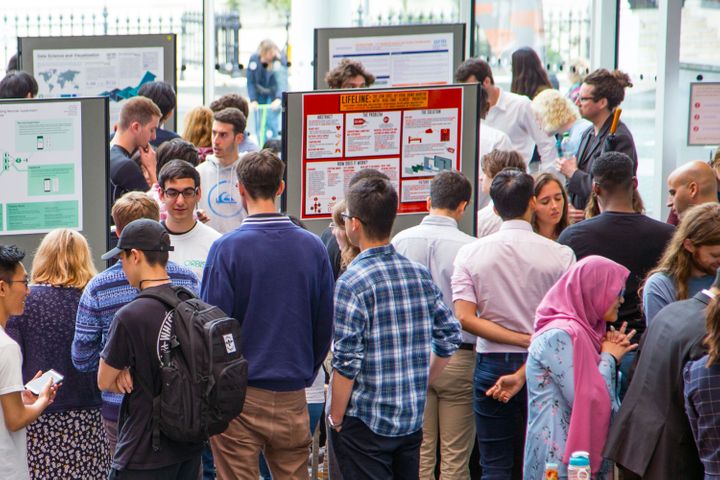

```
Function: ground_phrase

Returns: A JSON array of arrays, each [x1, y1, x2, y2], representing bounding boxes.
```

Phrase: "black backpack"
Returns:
[[137, 285, 248, 449]]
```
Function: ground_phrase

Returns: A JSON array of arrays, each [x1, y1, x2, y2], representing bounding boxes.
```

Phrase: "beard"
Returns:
[[690, 250, 719, 276]]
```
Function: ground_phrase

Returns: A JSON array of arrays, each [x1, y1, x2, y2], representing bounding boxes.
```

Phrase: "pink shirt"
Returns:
[[451, 220, 575, 353]]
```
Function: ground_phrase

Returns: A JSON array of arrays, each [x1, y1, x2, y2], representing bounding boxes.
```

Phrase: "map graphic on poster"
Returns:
[[34, 47, 164, 131], [0, 102, 83, 234], [301, 87, 463, 218], [329, 33, 454, 87]]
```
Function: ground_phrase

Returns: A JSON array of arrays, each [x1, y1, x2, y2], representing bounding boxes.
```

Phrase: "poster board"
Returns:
[[18, 34, 177, 133], [283, 84, 479, 237], [688, 82, 720, 146], [0, 97, 110, 271], [314, 24, 466, 89]]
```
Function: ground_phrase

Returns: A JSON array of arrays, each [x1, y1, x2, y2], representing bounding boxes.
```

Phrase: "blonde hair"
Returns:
[[182, 106, 213, 148], [32, 229, 96, 289], [332, 200, 360, 271], [112, 191, 160, 231], [531, 89, 579, 134]]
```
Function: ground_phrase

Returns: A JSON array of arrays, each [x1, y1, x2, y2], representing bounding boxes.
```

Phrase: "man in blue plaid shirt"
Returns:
[[328, 176, 462, 479]]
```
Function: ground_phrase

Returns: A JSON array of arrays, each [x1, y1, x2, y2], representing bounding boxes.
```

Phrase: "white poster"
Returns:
[[0, 101, 83, 234], [305, 158, 400, 215], [33, 47, 164, 131], [401, 108, 459, 178], [345, 111, 401, 157], [688, 83, 720, 145], [401, 178, 433, 203], [306, 114, 344, 159], [329, 33, 454, 87]]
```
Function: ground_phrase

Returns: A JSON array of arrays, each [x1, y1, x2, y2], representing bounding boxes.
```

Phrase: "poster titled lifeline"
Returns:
[[301, 87, 463, 218]]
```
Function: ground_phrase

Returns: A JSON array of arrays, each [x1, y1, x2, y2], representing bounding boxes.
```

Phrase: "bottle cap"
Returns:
[[569, 451, 590, 467]]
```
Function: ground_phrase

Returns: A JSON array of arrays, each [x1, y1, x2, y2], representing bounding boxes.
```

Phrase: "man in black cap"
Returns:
[[97, 219, 204, 480]]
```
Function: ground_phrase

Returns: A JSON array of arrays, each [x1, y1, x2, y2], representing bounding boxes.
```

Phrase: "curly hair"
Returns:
[[325, 59, 375, 89], [531, 89, 580, 135], [584, 69, 633, 111]]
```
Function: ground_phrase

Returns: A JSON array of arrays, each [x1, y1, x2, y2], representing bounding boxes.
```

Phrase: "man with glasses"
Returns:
[[324, 59, 376, 89], [0, 245, 58, 478], [159, 159, 221, 281], [556, 68, 637, 213]]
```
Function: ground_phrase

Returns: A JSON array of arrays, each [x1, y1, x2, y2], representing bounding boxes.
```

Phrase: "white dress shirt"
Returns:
[[477, 122, 514, 210], [451, 219, 575, 353], [392, 215, 477, 344], [476, 202, 502, 238], [485, 89, 558, 169]]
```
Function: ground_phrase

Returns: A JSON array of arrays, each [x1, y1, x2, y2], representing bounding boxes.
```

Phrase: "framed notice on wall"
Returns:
[[688, 82, 720, 146], [283, 84, 480, 237]]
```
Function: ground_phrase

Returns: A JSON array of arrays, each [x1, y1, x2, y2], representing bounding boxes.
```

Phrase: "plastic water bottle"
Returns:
[[560, 132, 573, 158], [567, 451, 591, 480]]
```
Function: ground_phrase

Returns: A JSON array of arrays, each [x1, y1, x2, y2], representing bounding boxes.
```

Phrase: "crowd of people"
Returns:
[[1, 40, 720, 480]]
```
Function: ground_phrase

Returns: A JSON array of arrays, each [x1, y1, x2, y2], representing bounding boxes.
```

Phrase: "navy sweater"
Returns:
[[201, 214, 334, 391]]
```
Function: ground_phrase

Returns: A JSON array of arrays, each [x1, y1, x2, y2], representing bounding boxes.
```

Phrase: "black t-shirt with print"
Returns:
[[101, 284, 203, 471]]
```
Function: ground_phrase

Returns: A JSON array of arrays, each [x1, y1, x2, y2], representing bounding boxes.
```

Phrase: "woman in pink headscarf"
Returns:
[[523, 255, 637, 479]]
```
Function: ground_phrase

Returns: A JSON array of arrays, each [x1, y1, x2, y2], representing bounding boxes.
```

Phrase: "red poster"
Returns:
[[301, 87, 463, 219]]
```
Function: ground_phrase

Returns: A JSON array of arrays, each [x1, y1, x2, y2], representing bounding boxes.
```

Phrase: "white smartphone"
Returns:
[[25, 369, 63, 395]]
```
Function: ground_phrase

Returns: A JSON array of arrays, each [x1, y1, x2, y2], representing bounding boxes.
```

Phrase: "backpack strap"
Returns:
[[136, 285, 196, 309], [131, 372, 162, 452]]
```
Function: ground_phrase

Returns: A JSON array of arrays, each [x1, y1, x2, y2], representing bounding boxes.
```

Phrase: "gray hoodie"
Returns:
[[196, 154, 247, 234]]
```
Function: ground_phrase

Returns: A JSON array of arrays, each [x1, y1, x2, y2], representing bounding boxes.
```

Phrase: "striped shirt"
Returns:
[[72, 261, 199, 421], [332, 244, 461, 437]]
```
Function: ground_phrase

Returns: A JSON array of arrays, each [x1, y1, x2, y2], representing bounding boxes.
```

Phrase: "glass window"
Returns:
[[472, 0, 592, 94], [0, 1, 202, 136], [617, 2, 659, 217]]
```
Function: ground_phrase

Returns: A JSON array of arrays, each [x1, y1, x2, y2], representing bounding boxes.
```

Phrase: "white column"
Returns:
[[653, 0, 682, 220], [590, 0, 618, 69], [289, 0, 354, 92], [203, 0, 216, 105], [458, 0, 472, 58]]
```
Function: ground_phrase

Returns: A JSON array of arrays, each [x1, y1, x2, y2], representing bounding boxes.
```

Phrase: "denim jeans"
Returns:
[[473, 352, 527, 480]]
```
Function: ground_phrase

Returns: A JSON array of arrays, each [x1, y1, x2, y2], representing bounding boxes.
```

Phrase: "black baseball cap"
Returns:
[[101, 218, 174, 260]]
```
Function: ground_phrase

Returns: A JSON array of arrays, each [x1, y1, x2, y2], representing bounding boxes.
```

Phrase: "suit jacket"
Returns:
[[603, 292, 709, 479], [567, 114, 638, 209]]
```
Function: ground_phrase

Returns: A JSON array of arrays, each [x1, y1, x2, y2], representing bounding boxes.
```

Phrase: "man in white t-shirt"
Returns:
[[159, 160, 221, 281], [456, 58, 557, 170], [0, 245, 58, 479]]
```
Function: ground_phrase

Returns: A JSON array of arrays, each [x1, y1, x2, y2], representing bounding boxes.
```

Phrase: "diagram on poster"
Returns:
[[0, 101, 83, 234], [402, 108, 458, 178], [33, 47, 163, 131], [329, 33, 453, 87], [306, 114, 344, 159], [305, 158, 400, 215], [345, 111, 401, 157]]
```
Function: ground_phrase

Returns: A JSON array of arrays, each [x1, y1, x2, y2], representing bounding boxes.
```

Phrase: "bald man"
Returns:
[[667, 161, 718, 221]]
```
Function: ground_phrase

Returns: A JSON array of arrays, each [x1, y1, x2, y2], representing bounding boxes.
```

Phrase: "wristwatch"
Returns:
[[327, 413, 343, 432]]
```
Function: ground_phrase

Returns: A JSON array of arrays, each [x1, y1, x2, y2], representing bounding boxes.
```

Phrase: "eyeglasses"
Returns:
[[577, 96, 596, 103], [163, 187, 199, 199], [6, 277, 29, 287], [341, 212, 364, 224], [618, 287, 626, 298]]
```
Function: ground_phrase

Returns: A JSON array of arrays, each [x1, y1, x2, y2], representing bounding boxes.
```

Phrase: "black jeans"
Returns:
[[331, 416, 423, 480], [108, 455, 201, 480]]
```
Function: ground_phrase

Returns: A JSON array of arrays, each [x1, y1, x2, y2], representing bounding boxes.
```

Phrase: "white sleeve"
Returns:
[[0, 341, 23, 396]]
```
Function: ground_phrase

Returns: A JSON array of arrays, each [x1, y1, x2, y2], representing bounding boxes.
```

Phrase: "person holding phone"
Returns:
[[7, 230, 109, 478], [0, 244, 58, 479]]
